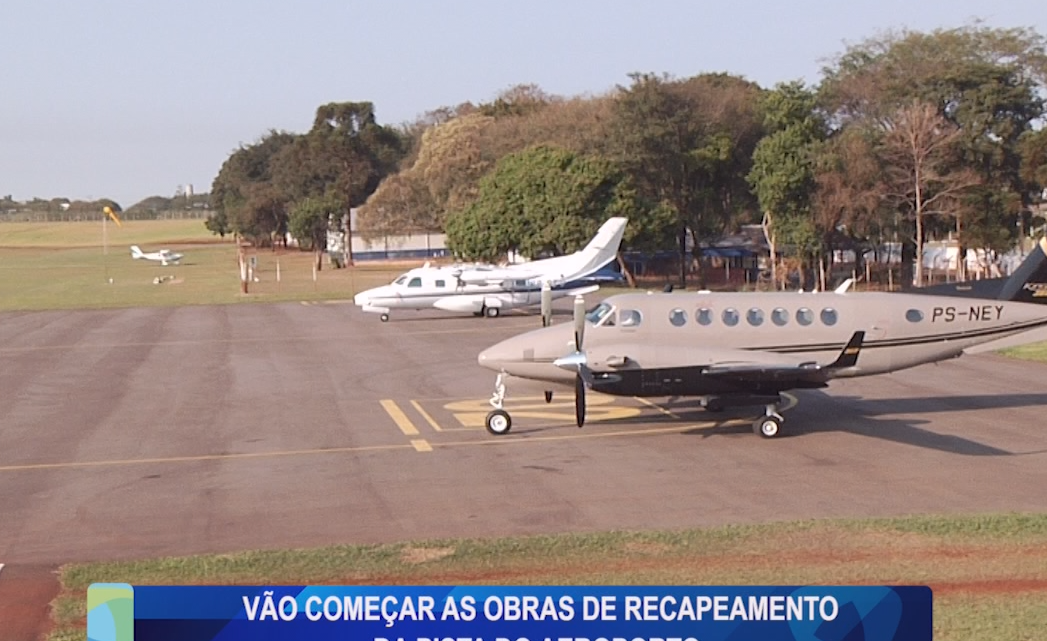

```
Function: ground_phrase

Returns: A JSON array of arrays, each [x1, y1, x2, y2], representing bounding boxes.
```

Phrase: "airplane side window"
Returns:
[[435, 280, 446, 288], [747, 308, 765, 326], [669, 308, 687, 327], [772, 307, 789, 326], [796, 308, 814, 326], [722, 308, 739, 327], [696, 308, 714, 326], [905, 309, 924, 322], [408, 277, 422, 288], [821, 308, 838, 326], [620, 309, 642, 327]]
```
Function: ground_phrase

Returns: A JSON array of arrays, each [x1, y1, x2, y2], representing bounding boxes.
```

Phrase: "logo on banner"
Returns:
[[87, 583, 134, 641]]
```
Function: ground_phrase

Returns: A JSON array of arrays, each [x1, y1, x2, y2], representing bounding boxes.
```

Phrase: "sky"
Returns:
[[2, 0, 1045, 208]]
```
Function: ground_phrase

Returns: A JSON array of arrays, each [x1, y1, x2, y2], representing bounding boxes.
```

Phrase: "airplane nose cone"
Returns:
[[477, 342, 507, 371], [353, 291, 368, 306]]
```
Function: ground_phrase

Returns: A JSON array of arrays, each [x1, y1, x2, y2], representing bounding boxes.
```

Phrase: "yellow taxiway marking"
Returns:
[[411, 439, 433, 452], [443, 395, 640, 429], [409, 400, 443, 432], [0, 443, 413, 473], [379, 399, 420, 436], [633, 397, 680, 419]]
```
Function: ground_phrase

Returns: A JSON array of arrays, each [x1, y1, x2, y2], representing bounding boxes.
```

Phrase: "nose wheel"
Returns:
[[485, 409, 512, 435], [380, 313, 389, 322], [485, 372, 512, 435]]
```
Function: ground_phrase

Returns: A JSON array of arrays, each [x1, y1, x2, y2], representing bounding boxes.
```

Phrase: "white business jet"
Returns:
[[130, 245, 184, 266], [354, 217, 628, 322]]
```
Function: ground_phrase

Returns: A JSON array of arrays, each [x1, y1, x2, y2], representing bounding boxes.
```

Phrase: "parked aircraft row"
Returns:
[[353, 217, 628, 322]]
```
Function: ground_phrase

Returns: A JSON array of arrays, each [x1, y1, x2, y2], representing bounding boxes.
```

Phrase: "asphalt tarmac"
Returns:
[[2, 301, 1047, 567]]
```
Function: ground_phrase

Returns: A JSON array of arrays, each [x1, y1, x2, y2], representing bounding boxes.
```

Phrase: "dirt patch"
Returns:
[[0, 564, 59, 641], [400, 546, 456, 565]]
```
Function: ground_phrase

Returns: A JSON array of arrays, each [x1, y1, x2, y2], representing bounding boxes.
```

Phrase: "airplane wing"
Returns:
[[702, 332, 865, 384]]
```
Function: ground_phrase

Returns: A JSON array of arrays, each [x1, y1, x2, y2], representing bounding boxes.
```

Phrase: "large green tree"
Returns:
[[444, 146, 645, 265], [610, 72, 764, 287]]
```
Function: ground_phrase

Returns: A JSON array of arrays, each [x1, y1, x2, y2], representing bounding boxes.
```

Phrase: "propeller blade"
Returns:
[[541, 282, 552, 327], [575, 374, 586, 428], [573, 295, 586, 350]]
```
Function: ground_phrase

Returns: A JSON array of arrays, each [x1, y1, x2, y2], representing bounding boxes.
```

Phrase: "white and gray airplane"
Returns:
[[477, 237, 1047, 438], [130, 245, 184, 266], [353, 217, 628, 321]]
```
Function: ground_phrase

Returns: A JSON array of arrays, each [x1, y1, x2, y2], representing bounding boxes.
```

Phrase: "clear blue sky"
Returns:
[[2, 0, 1044, 208]]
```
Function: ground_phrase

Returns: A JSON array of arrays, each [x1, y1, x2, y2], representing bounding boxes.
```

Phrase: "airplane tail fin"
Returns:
[[920, 237, 1047, 303], [559, 217, 628, 281], [130, 245, 144, 258], [997, 237, 1047, 303]]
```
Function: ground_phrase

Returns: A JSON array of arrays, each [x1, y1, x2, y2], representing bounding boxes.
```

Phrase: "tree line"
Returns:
[[205, 24, 1047, 287]]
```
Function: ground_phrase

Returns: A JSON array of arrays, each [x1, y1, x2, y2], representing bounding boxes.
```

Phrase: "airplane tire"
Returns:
[[485, 307, 500, 318], [753, 416, 782, 439], [485, 409, 512, 435], [380, 314, 389, 322]]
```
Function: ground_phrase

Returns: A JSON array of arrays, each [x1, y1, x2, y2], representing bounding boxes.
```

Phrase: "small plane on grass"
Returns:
[[476, 236, 1047, 439], [130, 245, 183, 266], [353, 217, 628, 322]]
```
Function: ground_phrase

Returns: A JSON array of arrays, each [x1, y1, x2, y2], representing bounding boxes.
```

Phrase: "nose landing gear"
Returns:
[[485, 372, 513, 435]]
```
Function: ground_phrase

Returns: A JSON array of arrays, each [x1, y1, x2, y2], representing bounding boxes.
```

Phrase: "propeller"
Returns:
[[553, 295, 591, 427]]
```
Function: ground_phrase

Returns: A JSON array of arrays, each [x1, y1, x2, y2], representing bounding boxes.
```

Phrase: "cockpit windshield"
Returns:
[[585, 301, 615, 326], [393, 274, 408, 285]]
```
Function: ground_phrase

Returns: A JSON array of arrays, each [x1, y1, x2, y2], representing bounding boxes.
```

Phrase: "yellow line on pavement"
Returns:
[[379, 399, 420, 435], [411, 439, 433, 452], [634, 397, 680, 419], [0, 443, 413, 473], [409, 400, 443, 432]]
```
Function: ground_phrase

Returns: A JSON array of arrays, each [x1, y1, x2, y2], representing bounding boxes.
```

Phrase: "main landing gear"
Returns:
[[753, 400, 785, 438], [484, 373, 512, 435]]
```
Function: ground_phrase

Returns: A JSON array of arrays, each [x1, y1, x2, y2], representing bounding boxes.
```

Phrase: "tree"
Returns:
[[209, 130, 297, 245], [820, 24, 1047, 281], [444, 146, 642, 264], [289, 194, 344, 271], [879, 101, 980, 286], [748, 82, 827, 289], [611, 72, 764, 287], [306, 102, 406, 264]]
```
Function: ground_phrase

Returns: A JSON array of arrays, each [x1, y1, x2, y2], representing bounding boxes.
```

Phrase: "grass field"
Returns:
[[47, 513, 1047, 641], [0, 219, 220, 248], [0, 221, 417, 310], [999, 342, 1047, 364]]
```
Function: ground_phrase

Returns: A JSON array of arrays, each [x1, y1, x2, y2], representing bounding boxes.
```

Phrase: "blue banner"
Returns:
[[89, 584, 932, 641]]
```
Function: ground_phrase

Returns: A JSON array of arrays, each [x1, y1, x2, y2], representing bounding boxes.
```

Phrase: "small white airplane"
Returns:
[[476, 236, 1047, 438], [354, 217, 628, 321], [130, 245, 184, 266]]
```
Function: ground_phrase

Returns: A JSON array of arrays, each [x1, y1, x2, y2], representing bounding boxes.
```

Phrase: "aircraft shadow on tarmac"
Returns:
[[652, 391, 1047, 457]]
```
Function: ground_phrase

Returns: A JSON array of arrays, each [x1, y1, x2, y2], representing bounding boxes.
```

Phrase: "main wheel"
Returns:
[[753, 416, 782, 438], [485, 409, 512, 435], [485, 306, 500, 318], [380, 313, 390, 322]]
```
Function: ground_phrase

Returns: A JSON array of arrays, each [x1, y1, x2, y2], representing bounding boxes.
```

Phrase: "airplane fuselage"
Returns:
[[478, 290, 1047, 398]]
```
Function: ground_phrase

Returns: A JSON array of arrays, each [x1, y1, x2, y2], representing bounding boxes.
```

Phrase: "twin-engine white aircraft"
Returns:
[[477, 237, 1047, 439], [130, 245, 184, 266], [354, 217, 628, 321]]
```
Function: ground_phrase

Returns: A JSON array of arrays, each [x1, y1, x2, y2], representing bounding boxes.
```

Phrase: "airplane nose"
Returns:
[[353, 291, 368, 306], [477, 341, 509, 371]]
